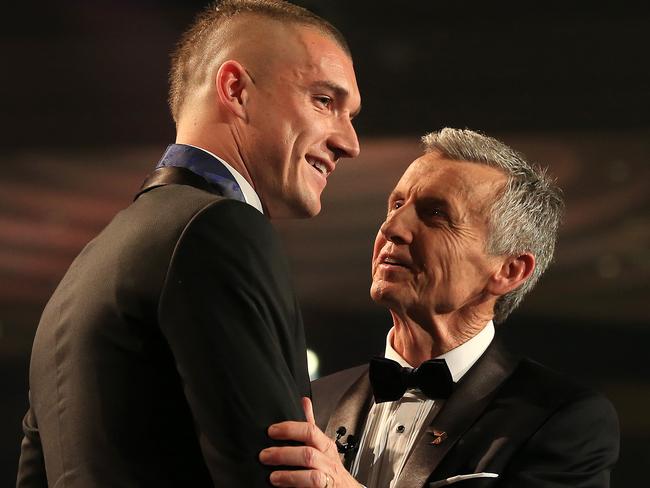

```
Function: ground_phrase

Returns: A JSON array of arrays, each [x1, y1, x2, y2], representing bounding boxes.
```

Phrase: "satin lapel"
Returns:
[[324, 369, 374, 468], [395, 340, 519, 488]]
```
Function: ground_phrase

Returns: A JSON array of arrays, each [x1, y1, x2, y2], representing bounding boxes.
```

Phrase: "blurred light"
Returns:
[[307, 348, 320, 380]]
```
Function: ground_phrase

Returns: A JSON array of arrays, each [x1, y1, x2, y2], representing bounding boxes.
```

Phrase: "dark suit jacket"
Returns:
[[312, 340, 619, 488], [17, 173, 310, 487]]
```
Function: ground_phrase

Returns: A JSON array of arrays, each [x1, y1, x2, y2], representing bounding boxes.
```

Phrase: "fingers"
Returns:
[[262, 412, 360, 487], [259, 445, 324, 468], [268, 421, 332, 453], [268, 468, 329, 487], [302, 396, 316, 425], [260, 446, 333, 487]]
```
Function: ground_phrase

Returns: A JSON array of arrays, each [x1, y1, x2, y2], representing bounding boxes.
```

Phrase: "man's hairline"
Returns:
[[217, 12, 352, 60]]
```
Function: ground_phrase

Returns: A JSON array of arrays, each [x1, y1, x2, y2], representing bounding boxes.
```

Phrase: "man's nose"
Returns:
[[379, 206, 413, 245], [328, 117, 360, 160]]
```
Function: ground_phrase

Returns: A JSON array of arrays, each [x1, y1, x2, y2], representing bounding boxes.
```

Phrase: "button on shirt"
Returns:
[[351, 322, 495, 488]]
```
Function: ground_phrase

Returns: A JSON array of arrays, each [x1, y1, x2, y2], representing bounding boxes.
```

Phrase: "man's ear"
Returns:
[[488, 252, 536, 297], [215, 60, 251, 121]]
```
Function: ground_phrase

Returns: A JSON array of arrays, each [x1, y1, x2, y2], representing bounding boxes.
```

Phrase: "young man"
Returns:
[[17, 1, 360, 486]]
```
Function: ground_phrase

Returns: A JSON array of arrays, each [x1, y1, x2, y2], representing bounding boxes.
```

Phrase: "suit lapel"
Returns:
[[395, 340, 519, 488], [324, 369, 374, 469]]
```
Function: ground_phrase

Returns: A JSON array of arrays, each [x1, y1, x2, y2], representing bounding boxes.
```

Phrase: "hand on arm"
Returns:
[[260, 397, 363, 488]]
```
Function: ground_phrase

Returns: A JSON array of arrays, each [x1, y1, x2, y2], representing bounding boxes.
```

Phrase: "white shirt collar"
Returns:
[[384, 321, 495, 383], [185, 144, 264, 214]]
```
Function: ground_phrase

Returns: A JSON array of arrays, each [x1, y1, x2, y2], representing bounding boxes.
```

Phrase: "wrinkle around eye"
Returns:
[[418, 206, 448, 222]]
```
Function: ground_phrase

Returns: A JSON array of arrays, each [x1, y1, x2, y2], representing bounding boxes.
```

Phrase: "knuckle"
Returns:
[[326, 439, 337, 454], [322, 438, 338, 459], [309, 470, 323, 486], [283, 472, 298, 484], [306, 423, 318, 443], [303, 446, 316, 466]]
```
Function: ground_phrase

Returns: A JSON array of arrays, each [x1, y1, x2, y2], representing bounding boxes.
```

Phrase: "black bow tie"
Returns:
[[369, 357, 454, 403]]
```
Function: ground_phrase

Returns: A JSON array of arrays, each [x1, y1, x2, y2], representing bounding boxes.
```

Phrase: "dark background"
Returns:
[[1, 1, 649, 486]]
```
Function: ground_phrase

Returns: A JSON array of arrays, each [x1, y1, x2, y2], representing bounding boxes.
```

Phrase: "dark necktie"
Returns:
[[369, 357, 454, 403]]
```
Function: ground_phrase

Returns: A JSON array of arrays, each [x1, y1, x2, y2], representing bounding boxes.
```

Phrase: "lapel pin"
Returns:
[[427, 428, 447, 445]]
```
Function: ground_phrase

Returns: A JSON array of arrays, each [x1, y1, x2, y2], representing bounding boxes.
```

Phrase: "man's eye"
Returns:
[[391, 200, 404, 210], [314, 95, 332, 107], [424, 207, 447, 220]]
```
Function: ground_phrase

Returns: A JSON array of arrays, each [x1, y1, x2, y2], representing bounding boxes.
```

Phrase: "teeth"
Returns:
[[307, 158, 328, 175], [385, 258, 399, 265]]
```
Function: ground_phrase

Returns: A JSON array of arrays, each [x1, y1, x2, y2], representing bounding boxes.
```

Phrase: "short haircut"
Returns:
[[168, 0, 351, 123], [421, 128, 564, 323]]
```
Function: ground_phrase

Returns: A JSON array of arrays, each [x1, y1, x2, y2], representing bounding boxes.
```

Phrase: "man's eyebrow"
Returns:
[[420, 196, 450, 208], [387, 190, 403, 204], [310, 81, 361, 118]]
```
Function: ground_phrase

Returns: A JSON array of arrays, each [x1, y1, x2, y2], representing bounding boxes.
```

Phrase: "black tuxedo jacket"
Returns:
[[17, 170, 310, 487], [312, 340, 619, 488]]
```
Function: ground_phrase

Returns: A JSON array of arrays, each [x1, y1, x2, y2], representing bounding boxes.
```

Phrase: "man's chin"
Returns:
[[370, 281, 399, 307], [293, 201, 321, 219], [295, 192, 322, 218], [265, 196, 321, 219]]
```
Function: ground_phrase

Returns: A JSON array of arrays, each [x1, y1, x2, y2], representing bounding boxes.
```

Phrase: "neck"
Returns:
[[389, 306, 493, 367]]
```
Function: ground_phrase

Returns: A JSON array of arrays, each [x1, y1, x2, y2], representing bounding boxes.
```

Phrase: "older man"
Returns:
[[17, 1, 360, 486], [261, 128, 619, 487]]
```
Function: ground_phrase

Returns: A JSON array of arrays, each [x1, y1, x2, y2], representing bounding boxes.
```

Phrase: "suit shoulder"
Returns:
[[311, 365, 368, 430], [502, 361, 620, 482], [505, 357, 614, 415], [159, 191, 297, 328], [130, 186, 276, 262], [183, 194, 273, 239], [130, 184, 231, 229], [101, 184, 228, 256], [169, 196, 287, 276], [313, 365, 368, 395]]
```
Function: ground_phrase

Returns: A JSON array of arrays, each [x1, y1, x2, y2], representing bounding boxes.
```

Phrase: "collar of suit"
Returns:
[[135, 144, 264, 213]]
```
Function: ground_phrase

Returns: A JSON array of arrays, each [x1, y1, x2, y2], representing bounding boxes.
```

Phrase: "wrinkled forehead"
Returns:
[[397, 153, 508, 207]]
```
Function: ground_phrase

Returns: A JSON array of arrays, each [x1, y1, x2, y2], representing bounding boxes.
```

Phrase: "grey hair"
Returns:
[[421, 128, 564, 323]]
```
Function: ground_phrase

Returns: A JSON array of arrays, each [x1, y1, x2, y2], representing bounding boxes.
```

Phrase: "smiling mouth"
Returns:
[[306, 156, 330, 176]]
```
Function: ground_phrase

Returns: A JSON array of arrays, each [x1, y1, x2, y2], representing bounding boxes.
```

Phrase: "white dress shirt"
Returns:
[[185, 144, 264, 214], [351, 322, 495, 488]]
